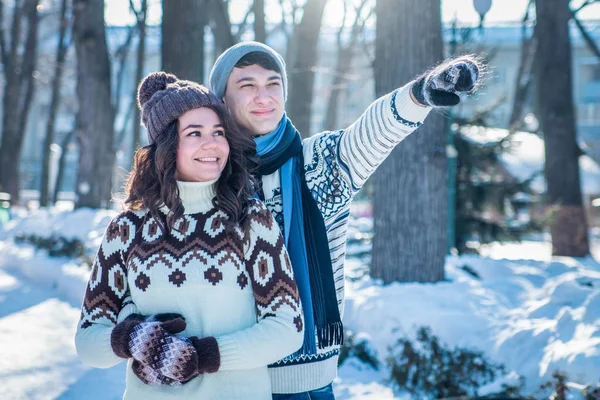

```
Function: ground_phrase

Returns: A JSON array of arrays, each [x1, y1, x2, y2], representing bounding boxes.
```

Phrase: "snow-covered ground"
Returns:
[[0, 208, 599, 399]]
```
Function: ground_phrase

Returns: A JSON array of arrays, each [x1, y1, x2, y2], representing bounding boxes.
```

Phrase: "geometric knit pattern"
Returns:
[[79, 199, 302, 332], [76, 198, 304, 398], [264, 84, 431, 393], [303, 129, 353, 222]]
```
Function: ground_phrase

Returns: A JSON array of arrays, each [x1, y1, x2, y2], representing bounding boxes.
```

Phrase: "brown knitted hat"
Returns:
[[137, 72, 223, 143]]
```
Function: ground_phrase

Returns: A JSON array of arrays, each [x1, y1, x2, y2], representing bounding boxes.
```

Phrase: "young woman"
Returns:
[[74, 72, 303, 400]]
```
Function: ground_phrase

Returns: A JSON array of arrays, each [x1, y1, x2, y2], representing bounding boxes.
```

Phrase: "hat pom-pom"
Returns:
[[137, 72, 178, 109]]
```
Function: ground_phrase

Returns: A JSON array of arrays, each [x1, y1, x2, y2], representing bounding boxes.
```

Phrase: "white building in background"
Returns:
[[9, 20, 600, 201]]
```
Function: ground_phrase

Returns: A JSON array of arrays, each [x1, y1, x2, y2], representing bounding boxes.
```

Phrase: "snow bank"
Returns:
[[342, 242, 600, 395], [2, 208, 599, 399]]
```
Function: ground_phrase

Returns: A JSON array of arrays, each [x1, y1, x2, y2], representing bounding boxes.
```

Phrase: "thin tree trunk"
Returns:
[[286, 0, 328, 137], [0, 0, 39, 204], [508, 0, 535, 131], [53, 128, 75, 204], [162, 0, 206, 82], [73, 0, 116, 208], [113, 25, 135, 117], [40, 0, 69, 207], [131, 0, 147, 156], [253, 0, 266, 43], [324, 0, 371, 131], [276, 0, 301, 65], [371, 0, 446, 283], [208, 0, 235, 58], [534, 0, 589, 256], [324, 48, 353, 131], [0, 2, 8, 67]]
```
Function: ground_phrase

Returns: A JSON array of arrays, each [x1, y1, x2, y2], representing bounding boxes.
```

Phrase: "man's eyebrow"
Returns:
[[236, 77, 255, 84], [235, 75, 282, 84]]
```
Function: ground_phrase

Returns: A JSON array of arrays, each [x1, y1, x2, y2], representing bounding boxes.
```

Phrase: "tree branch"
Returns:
[[116, 97, 136, 150], [233, 1, 253, 42], [273, 0, 290, 40], [8, 0, 24, 76], [572, 0, 598, 14], [336, 0, 349, 48], [350, 0, 373, 48], [128, 0, 140, 20], [570, 9, 600, 62], [112, 25, 136, 112], [508, 0, 535, 131], [0, 2, 9, 68]]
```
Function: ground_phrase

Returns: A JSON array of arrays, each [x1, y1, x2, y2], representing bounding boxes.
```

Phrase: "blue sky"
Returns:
[[104, 0, 600, 27]]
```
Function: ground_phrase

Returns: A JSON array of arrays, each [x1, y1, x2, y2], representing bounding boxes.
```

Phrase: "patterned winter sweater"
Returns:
[[75, 180, 304, 400], [265, 84, 432, 393]]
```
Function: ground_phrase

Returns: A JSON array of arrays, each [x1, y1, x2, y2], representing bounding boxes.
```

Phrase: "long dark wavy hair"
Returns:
[[124, 103, 259, 236]]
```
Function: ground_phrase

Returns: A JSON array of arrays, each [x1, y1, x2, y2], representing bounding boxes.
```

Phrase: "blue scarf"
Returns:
[[254, 115, 343, 355]]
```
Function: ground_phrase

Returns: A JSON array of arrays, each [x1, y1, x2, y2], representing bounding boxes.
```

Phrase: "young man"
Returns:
[[209, 41, 481, 399]]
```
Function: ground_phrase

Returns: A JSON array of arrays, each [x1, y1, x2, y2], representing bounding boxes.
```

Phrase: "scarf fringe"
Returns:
[[317, 321, 344, 349]]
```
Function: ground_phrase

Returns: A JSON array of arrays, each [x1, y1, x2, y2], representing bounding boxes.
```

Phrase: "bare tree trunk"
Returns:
[[508, 0, 535, 131], [253, 0, 266, 43], [324, 48, 353, 131], [113, 26, 135, 117], [534, 0, 589, 256], [286, 0, 328, 137], [0, 0, 39, 204], [40, 0, 70, 207], [208, 0, 235, 56], [371, 0, 446, 283], [276, 0, 302, 64], [73, 0, 116, 208], [53, 128, 75, 204], [162, 0, 206, 82], [324, 0, 371, 131], [131, 0, 147, 156]]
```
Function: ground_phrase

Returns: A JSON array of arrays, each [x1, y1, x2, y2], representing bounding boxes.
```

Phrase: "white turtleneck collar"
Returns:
[[175, 178, 218, 214]]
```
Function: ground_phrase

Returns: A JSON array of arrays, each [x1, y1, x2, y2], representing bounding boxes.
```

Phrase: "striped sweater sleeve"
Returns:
[[303, 82, 431, 216], [338, 82, 431, 193], [74, 213, 136, 368], [214, 199, 304, 370]]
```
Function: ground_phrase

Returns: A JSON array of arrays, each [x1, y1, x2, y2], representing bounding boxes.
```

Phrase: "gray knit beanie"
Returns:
[[208, 41, 288, 102], [137, 71, 223, 143]]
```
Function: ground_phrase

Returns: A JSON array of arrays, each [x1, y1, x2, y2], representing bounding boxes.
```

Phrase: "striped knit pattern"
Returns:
[[75, 181, 304, 400], [265, 83, 431, 393]]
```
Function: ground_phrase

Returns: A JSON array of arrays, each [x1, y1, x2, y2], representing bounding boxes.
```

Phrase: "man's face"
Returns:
[[223, 64, 284, 136]]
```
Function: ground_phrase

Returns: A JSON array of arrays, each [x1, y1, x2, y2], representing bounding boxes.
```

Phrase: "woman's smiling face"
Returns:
[[175, 107, 230, 182]]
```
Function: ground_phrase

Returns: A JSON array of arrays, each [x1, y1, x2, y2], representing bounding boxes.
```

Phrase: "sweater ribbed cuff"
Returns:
[[213, 335, 241, 370], [190, 336, 220, 374], [394, 84, 432, 121]]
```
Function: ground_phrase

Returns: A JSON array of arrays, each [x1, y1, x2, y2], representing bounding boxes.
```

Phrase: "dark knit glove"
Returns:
[[411, 55, 482, 107], [188, 336, 221, 374], [133, 336, 220, 385], [110, 313, 198, 385], [132, 336, 221, 385]]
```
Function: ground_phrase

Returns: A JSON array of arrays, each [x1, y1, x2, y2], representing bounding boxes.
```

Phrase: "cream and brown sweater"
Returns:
[[75, 180, 304, 400]]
